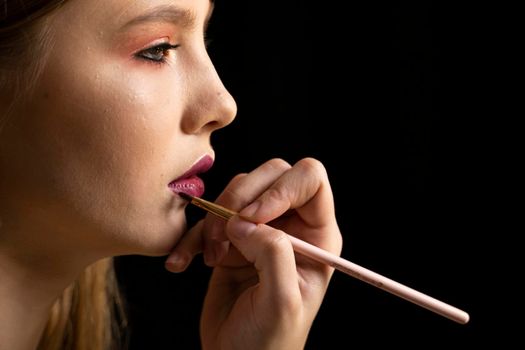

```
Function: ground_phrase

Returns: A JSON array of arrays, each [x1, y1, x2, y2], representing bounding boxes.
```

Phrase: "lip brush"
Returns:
[[178, 193, 469, 324]]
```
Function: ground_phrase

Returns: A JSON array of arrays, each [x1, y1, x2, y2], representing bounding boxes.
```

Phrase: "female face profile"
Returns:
[[0, 1, 474, 349], [0, 0, 237, 259], [0, 2, 349, 350]]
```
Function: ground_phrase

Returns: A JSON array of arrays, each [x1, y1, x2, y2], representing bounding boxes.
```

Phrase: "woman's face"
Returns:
[[0, 0, 236, 258]]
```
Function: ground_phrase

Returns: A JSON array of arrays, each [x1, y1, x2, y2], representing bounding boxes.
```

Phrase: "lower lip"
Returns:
[[168, 175, 205, 198]]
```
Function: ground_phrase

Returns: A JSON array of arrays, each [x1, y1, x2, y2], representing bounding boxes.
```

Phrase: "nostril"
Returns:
[[204, 120, 222, 132]]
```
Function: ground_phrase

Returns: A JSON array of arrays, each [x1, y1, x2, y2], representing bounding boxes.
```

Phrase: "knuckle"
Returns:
[[279, 294, 303, 316], [263, 186, 289, 206], [260, 230, 290, 256], [229, 172, 248, 186], [271, 295, 303, 323], [265, 158, 292, 172], [295, 157, 327, 179]]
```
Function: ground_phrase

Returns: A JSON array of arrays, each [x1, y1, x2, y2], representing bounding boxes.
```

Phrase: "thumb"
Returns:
[[225, 216, 301, 306]]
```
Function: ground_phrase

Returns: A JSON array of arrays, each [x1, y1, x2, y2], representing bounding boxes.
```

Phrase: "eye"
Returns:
[[135, 43, 180, 63]]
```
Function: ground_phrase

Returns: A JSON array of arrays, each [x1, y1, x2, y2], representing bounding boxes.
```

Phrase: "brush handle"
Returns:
[[183, 194, 469, 324], [287, 234, 469, 324]]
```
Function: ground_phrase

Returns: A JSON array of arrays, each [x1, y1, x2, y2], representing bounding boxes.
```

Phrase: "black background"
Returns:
[[116, 1, 504, 348]]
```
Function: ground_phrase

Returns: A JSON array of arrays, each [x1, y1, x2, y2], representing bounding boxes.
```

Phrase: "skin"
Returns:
[[0, 0, 342, 349]]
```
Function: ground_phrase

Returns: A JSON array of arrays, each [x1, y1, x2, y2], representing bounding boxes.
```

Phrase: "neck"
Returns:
[[0, 242, 94, 350]]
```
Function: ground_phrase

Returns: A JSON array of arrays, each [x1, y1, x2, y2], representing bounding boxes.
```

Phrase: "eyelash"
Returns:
[[135, 43, 180, 64]]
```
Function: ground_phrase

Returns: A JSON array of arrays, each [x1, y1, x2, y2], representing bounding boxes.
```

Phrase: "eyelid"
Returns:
[[132, 36, 171, 55], [134, 43, 180, 65]]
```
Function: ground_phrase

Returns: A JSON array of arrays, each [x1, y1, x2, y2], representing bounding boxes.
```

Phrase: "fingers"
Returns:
[[165, 220, 205, 273], [204, 158, 292, 239], [204, 157, 339, 265], [203, 158, 292, 265], [225, 215, 302, 309], [240, 158, 336, 235], [238, 158, 341, 258]]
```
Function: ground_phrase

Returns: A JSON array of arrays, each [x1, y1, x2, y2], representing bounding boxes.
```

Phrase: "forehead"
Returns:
[[54, 0, 212, 33]]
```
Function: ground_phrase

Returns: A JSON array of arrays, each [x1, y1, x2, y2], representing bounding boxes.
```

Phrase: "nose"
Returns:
[[181, 56, 237, 135]]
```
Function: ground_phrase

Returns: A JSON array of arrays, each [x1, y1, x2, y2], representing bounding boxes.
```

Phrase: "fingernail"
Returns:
[[165, 253, 188, 273], [239, 200, 260, 218], [230, 217, 257, 239]]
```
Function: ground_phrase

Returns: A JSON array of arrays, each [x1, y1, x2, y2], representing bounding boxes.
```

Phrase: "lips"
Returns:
[[168, 155, 213, 198]]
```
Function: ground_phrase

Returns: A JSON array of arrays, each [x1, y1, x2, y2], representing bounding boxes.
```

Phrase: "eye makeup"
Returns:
[[134, 42, 181, 64]]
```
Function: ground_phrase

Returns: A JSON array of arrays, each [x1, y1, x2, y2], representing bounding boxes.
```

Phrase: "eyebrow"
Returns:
[[121, 2, 215, 31]]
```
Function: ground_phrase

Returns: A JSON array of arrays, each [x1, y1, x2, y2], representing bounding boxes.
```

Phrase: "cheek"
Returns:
[[10, 54, 188, 251], [35, 59, 184, 189]]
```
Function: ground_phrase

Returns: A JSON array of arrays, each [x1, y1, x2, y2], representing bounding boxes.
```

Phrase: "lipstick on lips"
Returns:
[[168, 155, 214, 198]]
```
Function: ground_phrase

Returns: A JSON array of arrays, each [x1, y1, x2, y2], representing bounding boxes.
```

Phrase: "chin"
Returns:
[[94, 195, 188, 257], [132, 216, 188, 257]]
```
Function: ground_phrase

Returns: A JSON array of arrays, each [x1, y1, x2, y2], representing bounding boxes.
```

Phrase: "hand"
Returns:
[[166, 158, 342, 350]]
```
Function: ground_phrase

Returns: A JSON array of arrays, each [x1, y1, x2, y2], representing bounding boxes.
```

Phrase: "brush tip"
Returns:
[[177, 192, 194, 201]]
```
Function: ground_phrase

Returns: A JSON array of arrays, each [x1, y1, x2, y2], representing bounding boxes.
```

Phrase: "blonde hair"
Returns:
[[38, 258, 127, 350], [1, 1, 126, 349]]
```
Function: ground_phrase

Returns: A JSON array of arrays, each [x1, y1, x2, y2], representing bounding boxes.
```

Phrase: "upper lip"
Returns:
[[173, 154, 214, 182]]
